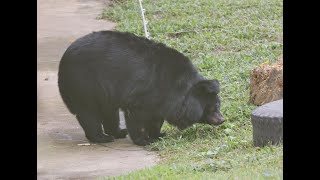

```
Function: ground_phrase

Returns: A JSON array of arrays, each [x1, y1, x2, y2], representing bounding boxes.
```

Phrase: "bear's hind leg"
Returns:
[[124, 110, 151, 146], [102, 108, 128, 139], [76, 110, 114, 143]]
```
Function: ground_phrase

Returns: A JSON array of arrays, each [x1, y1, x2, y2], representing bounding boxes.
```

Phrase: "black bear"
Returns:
[[58, 31, 225, 146]]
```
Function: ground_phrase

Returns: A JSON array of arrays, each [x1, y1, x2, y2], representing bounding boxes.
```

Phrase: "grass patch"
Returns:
[[101, 0, 283, 179]]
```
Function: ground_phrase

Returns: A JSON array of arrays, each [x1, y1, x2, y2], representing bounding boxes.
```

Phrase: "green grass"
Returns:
[[101, 0, 283, 179]]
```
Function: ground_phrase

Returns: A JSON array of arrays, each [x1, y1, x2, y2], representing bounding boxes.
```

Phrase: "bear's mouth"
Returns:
[[208, 112, 225, 126]]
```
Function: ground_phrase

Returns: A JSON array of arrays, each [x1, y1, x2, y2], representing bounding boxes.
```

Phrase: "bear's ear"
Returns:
[[194, 79, 220, 95]]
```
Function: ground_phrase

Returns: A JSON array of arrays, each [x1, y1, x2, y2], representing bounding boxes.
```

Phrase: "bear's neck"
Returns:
[[162, 76, 203, 127]]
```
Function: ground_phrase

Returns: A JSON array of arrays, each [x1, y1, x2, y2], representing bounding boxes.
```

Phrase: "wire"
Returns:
[[138, 0, 150, 39]]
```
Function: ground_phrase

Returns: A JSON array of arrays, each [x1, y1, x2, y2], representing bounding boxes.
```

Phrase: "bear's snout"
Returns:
[[208, 112, 225, 126]]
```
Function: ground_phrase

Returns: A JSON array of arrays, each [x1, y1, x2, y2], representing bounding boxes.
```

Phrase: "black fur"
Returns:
[[58, 31, 225, 146]]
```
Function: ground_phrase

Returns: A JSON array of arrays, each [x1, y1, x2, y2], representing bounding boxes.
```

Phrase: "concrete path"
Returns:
[[37, 0, 158, 179]]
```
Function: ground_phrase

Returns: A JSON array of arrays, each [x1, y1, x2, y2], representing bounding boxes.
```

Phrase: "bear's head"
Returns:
[[172, 79, 225, 130]]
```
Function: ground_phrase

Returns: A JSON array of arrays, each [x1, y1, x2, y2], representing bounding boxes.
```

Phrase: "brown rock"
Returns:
[[250, 56, 283, 106]]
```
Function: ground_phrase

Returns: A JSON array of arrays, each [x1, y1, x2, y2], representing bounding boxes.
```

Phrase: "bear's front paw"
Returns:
[[150, 132, 166, 140], [149, 133, 166, 143], [133, 137, 151, 146], [159, 132, 166, 138], [87, 134, 114, 143]]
